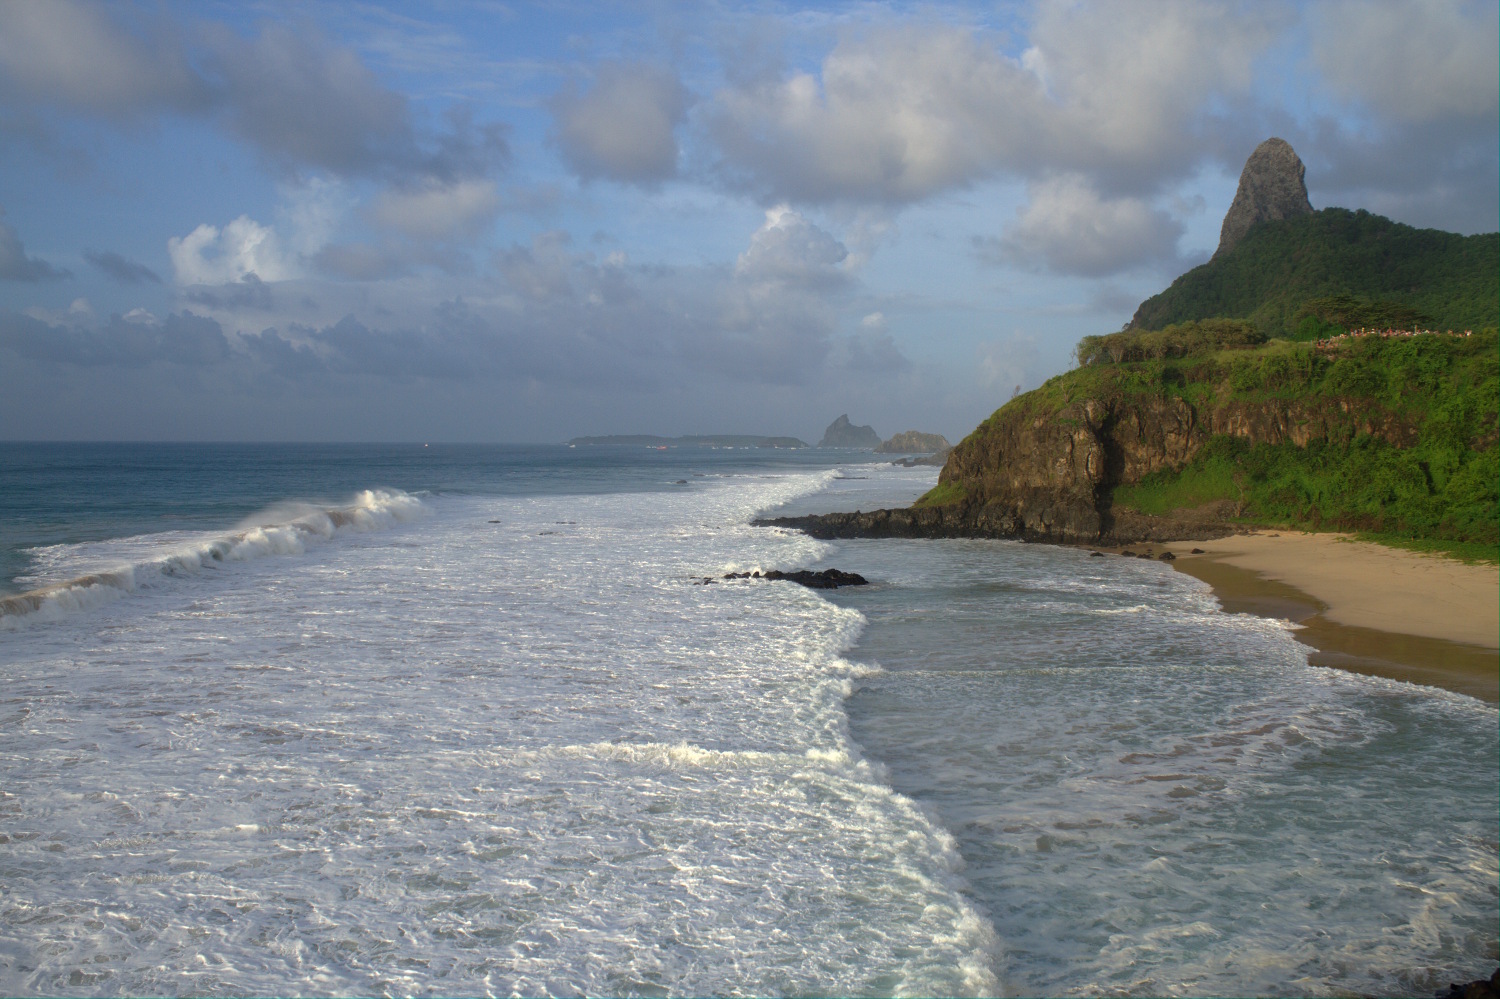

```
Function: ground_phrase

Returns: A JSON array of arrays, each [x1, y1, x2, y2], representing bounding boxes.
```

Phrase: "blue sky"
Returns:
[[1, 0, 1495, 443]]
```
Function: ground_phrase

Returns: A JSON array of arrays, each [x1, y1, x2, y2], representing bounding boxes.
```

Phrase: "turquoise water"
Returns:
[[0, 443, 1494, 996]]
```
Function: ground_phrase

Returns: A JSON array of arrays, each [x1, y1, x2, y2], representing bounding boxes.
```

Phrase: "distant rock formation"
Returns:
[[1214, 137, 1313, 260], [876, 430, 950, 454], [819, 415, 880, 448]]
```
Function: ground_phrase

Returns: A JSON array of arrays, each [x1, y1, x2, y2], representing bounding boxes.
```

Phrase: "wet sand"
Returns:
[[1156, 533, 1498, 704]]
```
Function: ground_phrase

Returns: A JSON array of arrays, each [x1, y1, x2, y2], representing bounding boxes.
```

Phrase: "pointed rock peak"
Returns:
[[1214, 138, 1313, 259], [819, 414, 881, 448]]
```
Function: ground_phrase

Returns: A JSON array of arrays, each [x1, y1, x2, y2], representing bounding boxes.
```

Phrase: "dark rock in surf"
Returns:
[[1159, 552, 1176, 561], [1438, 968, 1500, 999], [722, 568, 869, 589]]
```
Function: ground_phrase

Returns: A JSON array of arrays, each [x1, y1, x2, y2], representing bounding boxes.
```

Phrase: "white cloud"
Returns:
[[168, 216, 295, 286], [735, 205, 849, 287], [988, 174, 1183, 277], [371, 179, 501, 241], [1311, 0, 1499, 123], [0, 0, 207, 117], [0, 4, 506, 182], [552, 63, 688, 184], [23, 297, 93, 325], [708, 4, 1283, 204]]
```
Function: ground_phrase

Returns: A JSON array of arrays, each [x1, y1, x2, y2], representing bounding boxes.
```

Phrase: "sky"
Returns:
[[1, 0, 1496, 443]]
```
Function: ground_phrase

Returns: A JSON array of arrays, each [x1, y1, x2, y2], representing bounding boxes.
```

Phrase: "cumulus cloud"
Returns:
[[0, 206, 69, 281], [708, 5, 1282, 204], [1311, 0, 1498, 123], [205, 22, 410, 176], [0, 3, 507, 182], [0, 0, 208, 118], [552, 63, 688, 184], [168, 216, 295, 286], [1302, 0, 1499, 233], [84, 249, 161, 284], [371, 178, 501, 241], [0, 309, 230, 367], [831, 326, 911, 372], [735, 206, 849, 287], [982, 174, 1184, 276]]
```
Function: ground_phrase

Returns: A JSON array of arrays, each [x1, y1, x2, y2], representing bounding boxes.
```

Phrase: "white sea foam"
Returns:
[[0, 462, 1001, 997], [1, 488, 423, 628]]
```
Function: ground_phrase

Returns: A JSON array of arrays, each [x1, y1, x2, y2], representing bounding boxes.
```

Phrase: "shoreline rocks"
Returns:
[[753, 506, 1241, 546], [719, 568, 869, 589]]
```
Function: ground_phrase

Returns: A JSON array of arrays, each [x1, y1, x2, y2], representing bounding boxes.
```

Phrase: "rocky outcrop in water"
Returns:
[[1213, 137, 1313, 260], [819, 415, 881, 448], [876, 430, 950, 454], [719, 568, 869, 589]]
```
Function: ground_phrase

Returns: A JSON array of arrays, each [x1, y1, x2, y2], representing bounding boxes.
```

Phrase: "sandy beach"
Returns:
[[1157, 532, 1499, 703]]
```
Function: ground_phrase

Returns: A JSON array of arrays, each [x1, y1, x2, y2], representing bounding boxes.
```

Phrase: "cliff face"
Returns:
[[764, 330, 1499, 546], [1213, 137, 1313, 260], [917, 381, 1422, 544]]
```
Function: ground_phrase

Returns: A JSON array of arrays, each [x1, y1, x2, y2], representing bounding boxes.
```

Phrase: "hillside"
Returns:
[[765, 329, 1498, 556], [925, 329, 1497, 548], [1128, 208, 1499, 339]]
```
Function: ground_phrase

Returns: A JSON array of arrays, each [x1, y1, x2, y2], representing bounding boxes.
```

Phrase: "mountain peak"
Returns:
[[1214, 138, 1313, 259]]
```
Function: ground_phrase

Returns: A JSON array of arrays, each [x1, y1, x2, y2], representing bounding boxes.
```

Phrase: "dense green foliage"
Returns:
[[1107, 331, 1499, 550], [937, 331, 1498, 552], [1129, 209, 1499, 339], [1077, 319, 1265, 365]]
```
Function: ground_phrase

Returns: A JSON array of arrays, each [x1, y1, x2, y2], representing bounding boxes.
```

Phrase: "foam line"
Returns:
[[1, 488, 423, 628]]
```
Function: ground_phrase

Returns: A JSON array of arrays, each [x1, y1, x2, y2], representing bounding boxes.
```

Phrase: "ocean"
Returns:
[[1, 443, 1494, 997]]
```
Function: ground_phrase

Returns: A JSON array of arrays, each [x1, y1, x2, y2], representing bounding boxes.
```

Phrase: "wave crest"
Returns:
[[1, 488, 423, 628]]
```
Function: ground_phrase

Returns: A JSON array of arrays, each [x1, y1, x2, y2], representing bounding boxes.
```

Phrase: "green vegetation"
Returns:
[[1101, 331, 1499, 551], [1130, 208, 1499, 338], [913, 479, 966, 508], [1077, 319, 1265, 366]]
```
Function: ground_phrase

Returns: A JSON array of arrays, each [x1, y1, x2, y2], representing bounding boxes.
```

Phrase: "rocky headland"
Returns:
[[761, 138, 1498, 552]]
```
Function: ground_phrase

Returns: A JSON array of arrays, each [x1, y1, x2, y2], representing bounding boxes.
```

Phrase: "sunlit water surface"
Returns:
[[0, 444, 1494, 997]]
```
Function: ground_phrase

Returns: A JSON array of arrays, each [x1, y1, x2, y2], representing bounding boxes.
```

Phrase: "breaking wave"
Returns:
[[0, 488, 423, 628]]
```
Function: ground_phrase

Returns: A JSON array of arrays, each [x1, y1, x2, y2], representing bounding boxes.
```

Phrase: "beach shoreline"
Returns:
[[1097, 531, 1499, 703]]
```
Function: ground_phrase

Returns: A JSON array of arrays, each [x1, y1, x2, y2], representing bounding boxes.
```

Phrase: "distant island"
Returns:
[[567, 434, 810, 448], [819, 415, 881, 448], [876, 431, 950, 454], [765, 138, 1499, 561]]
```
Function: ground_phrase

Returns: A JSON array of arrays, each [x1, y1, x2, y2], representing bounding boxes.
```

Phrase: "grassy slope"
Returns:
[[1130, 209, 1499, 338], [922, 332, 1500, 560]]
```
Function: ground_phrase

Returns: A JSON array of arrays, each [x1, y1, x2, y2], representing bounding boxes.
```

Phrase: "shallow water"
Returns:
[[827, 538, 1499, 997]]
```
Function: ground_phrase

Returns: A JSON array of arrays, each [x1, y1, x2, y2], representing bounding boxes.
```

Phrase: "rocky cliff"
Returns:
[[1213, 137, 1313, 260], [762, 330, 1498, 547]]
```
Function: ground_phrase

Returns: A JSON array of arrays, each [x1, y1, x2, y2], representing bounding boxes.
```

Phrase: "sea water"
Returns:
[[0, 443, 1494, 997]]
